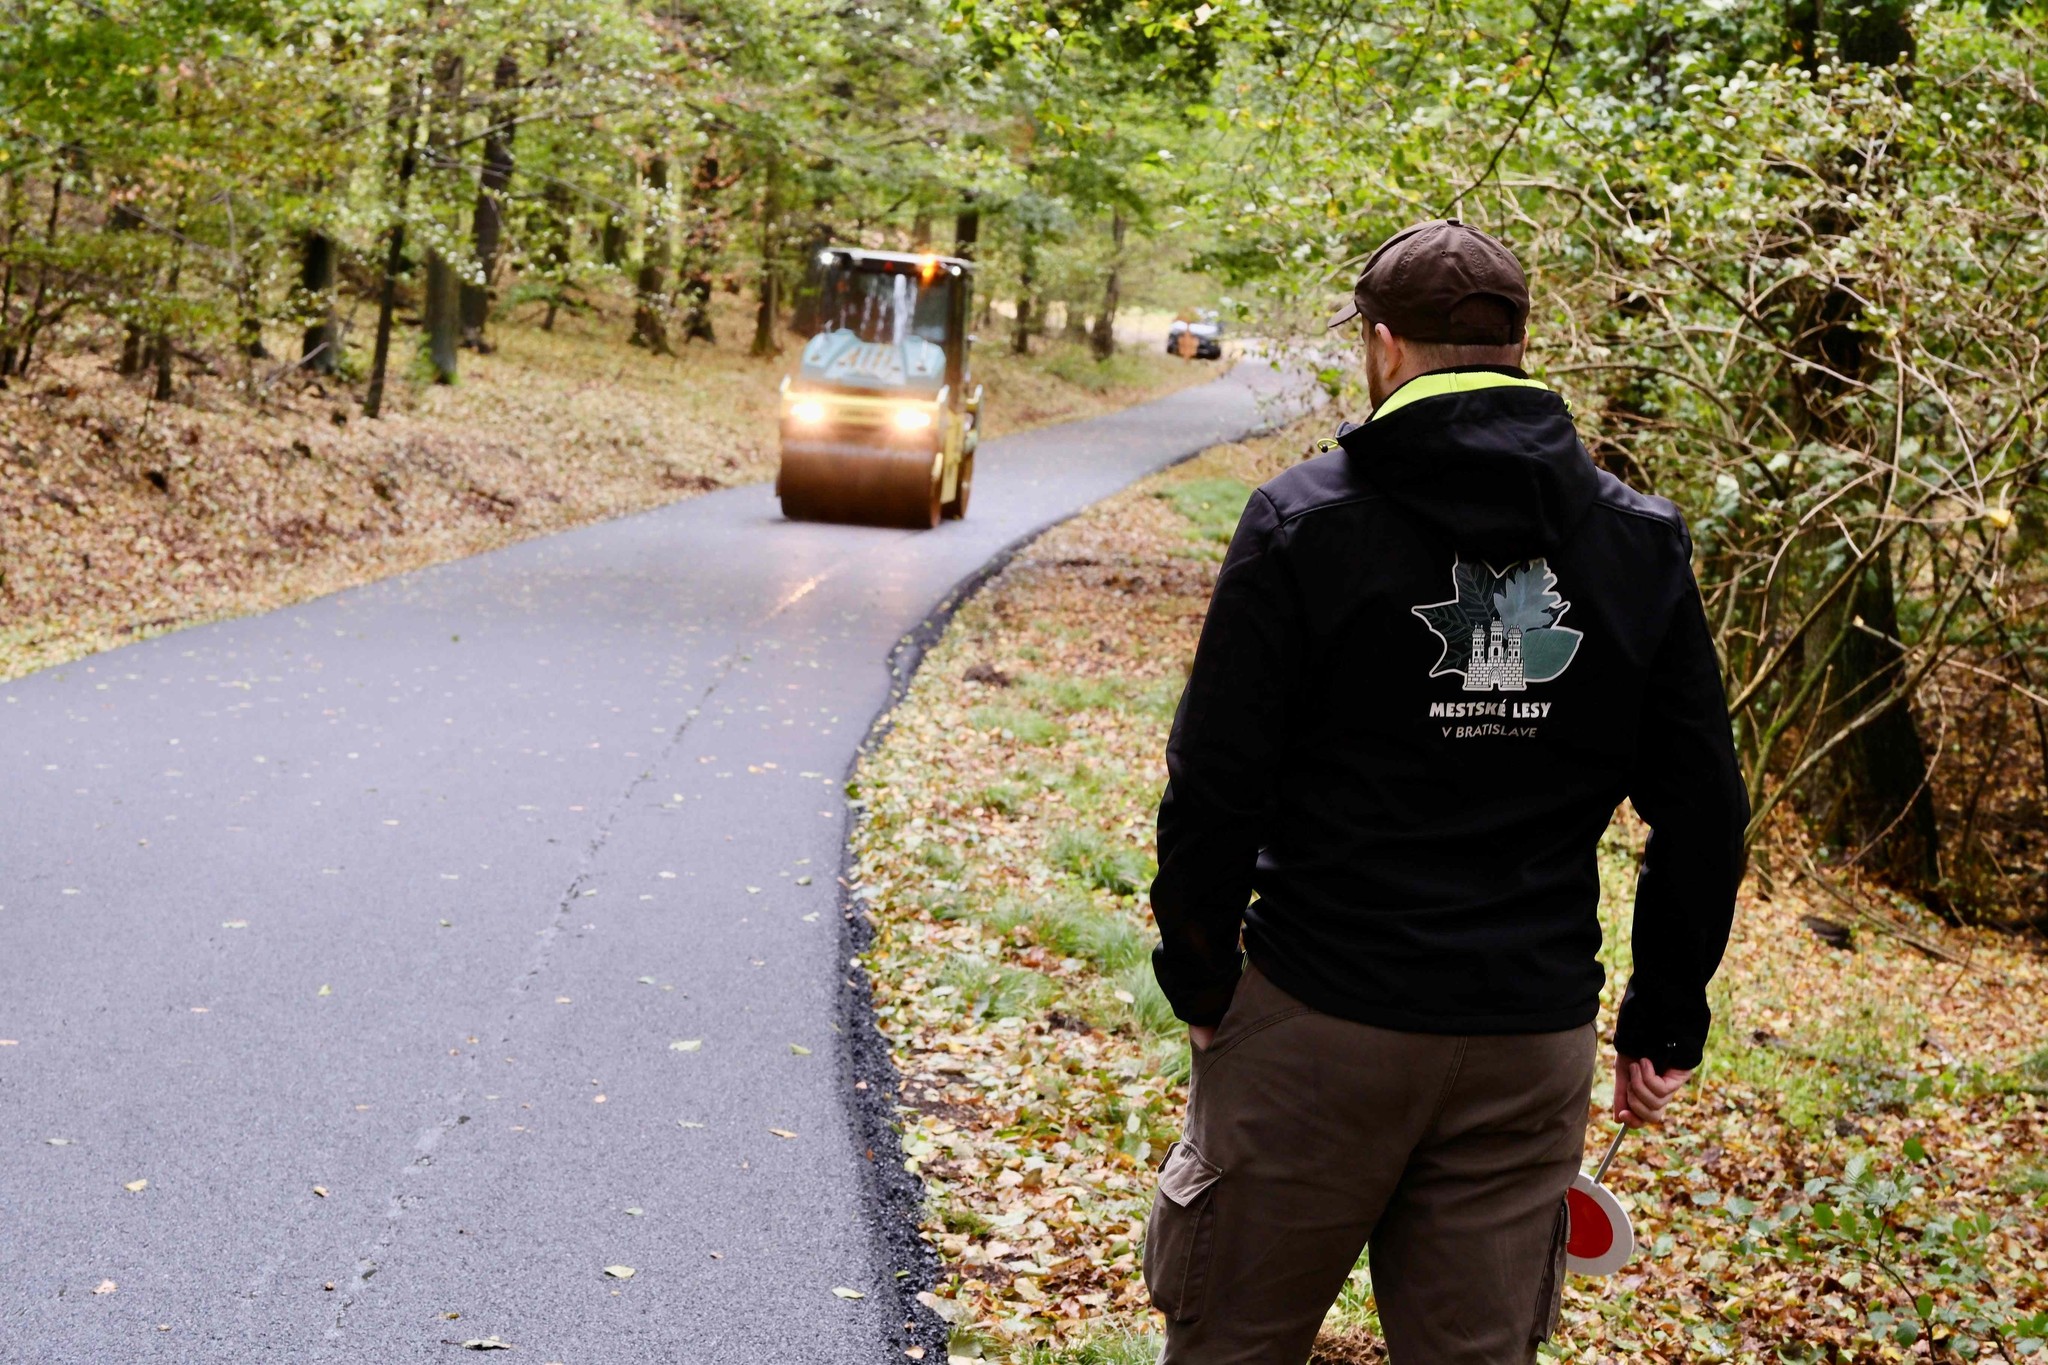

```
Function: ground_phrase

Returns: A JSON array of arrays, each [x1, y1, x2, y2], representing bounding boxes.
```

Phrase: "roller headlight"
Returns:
[[892, 406, 935, 432], [790, 398, 828, 424]]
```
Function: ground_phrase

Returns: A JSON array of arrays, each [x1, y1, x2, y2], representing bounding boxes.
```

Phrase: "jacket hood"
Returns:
[[1338, 374, 1602, 563]]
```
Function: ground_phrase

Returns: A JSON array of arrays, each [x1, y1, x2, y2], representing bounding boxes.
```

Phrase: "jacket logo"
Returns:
[[1412, 557, 1583, 690]]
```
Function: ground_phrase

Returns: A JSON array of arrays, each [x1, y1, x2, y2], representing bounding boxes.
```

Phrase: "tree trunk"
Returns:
[[954, 199, 979, 260], [1822, 552, 1947, 911], [1785, 1, 1945, 913], [424, 251, 460, 383], [540, 176, 572, 332], [1011, 232, 1036, 356], [0, 172, 25, 378], [460, 50, 519, 351], [1090, 211, 1124, 360], [152, 253, 181, 401], [365, 59, 423, 420], [678, 148, 736, 345], [300, 230, 339, 373], [749, 157, 780, 358], [105, 199, 150, 376], [15, 165, 66, 378], [601, 209, 626, 268], [420, 49, 464, 385], [911, 211, 932, 249], [632, 153, 673, 355]]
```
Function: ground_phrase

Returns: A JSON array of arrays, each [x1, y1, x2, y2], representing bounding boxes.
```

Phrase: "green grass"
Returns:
[[968, 703, 1066, 746], [1016, 1329, 1164, 1364], [1030, 897, 1150, 973], [937, 955, 1059, 1021], [977, 781, 1029, 817], [1157, 476, 1253, 545], [1049, 827, 1154, 897], [1039, 343, 1164, 394], [1018, 674, 1127, 713]]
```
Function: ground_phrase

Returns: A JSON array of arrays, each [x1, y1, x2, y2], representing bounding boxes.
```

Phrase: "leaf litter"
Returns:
[[850, 419, 2048, 1360]]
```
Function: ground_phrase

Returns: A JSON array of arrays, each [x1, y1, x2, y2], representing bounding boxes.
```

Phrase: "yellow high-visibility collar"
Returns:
[[1370, 370, 1551, 423]]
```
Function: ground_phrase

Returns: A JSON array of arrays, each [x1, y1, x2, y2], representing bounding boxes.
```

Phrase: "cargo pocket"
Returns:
[[1530, 1197, 1568, 1346], [1143, 1140, 1222, 1323]]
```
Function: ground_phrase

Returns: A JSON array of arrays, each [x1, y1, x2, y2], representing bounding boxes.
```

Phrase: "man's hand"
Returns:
[[1613, 1054, 1692, 1127], [1189, 1024, 1216, 1054]]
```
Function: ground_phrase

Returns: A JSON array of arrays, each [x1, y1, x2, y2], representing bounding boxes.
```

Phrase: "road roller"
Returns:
[[776, 247, 981, 529]]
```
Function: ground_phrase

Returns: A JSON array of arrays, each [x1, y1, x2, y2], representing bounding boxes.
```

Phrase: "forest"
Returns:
[[3, 1, 2046, 1359], [5, 0, 2044, 925]]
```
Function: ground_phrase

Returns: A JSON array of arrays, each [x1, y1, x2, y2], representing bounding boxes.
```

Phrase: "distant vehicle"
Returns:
[[776, 248, 981, 529], [1166, 315, 1223, 360]]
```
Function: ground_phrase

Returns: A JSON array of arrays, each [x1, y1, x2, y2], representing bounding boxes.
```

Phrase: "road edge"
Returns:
[[832, 370, 1313, 1363]]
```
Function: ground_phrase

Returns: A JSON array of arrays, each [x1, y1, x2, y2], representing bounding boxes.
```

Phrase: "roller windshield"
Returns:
[[797, 260, 960, 393]]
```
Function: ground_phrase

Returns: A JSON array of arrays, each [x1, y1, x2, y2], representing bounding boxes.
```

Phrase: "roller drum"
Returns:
[[778, 442, 943, 529]]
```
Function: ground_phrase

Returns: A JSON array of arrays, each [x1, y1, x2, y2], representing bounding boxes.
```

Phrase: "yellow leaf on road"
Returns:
[[123, 1179, 148, 1193], [831, 1286, 865, 1299], [769, 1128, 798, 1139], [603, 1265, 635, 1279], [92, 1279, 117, 1295]]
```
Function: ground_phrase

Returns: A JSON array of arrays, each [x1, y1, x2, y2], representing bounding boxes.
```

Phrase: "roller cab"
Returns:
[[776, 248, 981, 529]]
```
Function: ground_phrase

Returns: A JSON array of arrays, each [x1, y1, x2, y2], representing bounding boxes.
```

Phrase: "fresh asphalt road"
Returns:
[[0, 361, 1301, 1363]]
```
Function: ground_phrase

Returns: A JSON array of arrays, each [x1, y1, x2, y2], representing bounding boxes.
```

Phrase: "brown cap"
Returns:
[[1328, 219, 1529, 345]]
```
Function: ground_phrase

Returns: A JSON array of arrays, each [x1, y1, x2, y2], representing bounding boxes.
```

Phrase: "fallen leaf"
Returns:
[[222, 920, 249, 929], [603, 1265, 635, 1279], [124, 1179, 148, 1193], [831, 1286, 865, 1299], [769, 1128, 798, 1139], [92, 1279, 117, 1295], [905, 1348, 926, 1360], [636, 976, 655, 985], [459, 1338, 513, 1351], [317, 984, 332, 997], [789, 1043, 811, 1055], [624, 1207, 644, 1217], [313, 1185, 328, 1197], [46, 1137, 72, 1146], [670, 1039, 701, 1052], [678, 1120, 705, 1128], [796, 875, 813, 886]]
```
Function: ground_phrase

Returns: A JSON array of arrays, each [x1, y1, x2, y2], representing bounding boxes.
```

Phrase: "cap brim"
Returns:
[[1325, 299, 1362, 330]]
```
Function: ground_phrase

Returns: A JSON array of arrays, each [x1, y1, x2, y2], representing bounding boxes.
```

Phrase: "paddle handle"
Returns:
[[1592, 1125, 1626, 1184]]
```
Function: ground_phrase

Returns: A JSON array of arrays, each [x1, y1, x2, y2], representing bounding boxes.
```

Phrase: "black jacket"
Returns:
[[1150, 369, 1747, 1071]]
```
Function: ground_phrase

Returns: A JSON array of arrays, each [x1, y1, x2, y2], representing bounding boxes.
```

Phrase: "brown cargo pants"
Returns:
[[1143, 964, 1597, 1364]]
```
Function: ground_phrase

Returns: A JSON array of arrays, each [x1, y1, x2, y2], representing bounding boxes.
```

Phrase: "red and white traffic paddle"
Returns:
[[1565, 1126, 1635, 1275]]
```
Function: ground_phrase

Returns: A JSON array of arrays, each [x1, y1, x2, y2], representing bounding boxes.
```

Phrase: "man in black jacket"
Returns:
[[1142, 220, 1748, 1363]]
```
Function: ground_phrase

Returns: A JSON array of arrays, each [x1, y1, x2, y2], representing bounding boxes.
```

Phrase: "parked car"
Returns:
[[1166, 315, 1223, 360]]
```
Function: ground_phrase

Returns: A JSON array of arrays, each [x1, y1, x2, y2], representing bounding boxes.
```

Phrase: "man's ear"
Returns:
[[1372, 322, 1400, 374]]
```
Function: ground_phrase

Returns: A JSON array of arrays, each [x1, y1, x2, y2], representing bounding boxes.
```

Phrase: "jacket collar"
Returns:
[[1370, 366, 1550, 423]]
